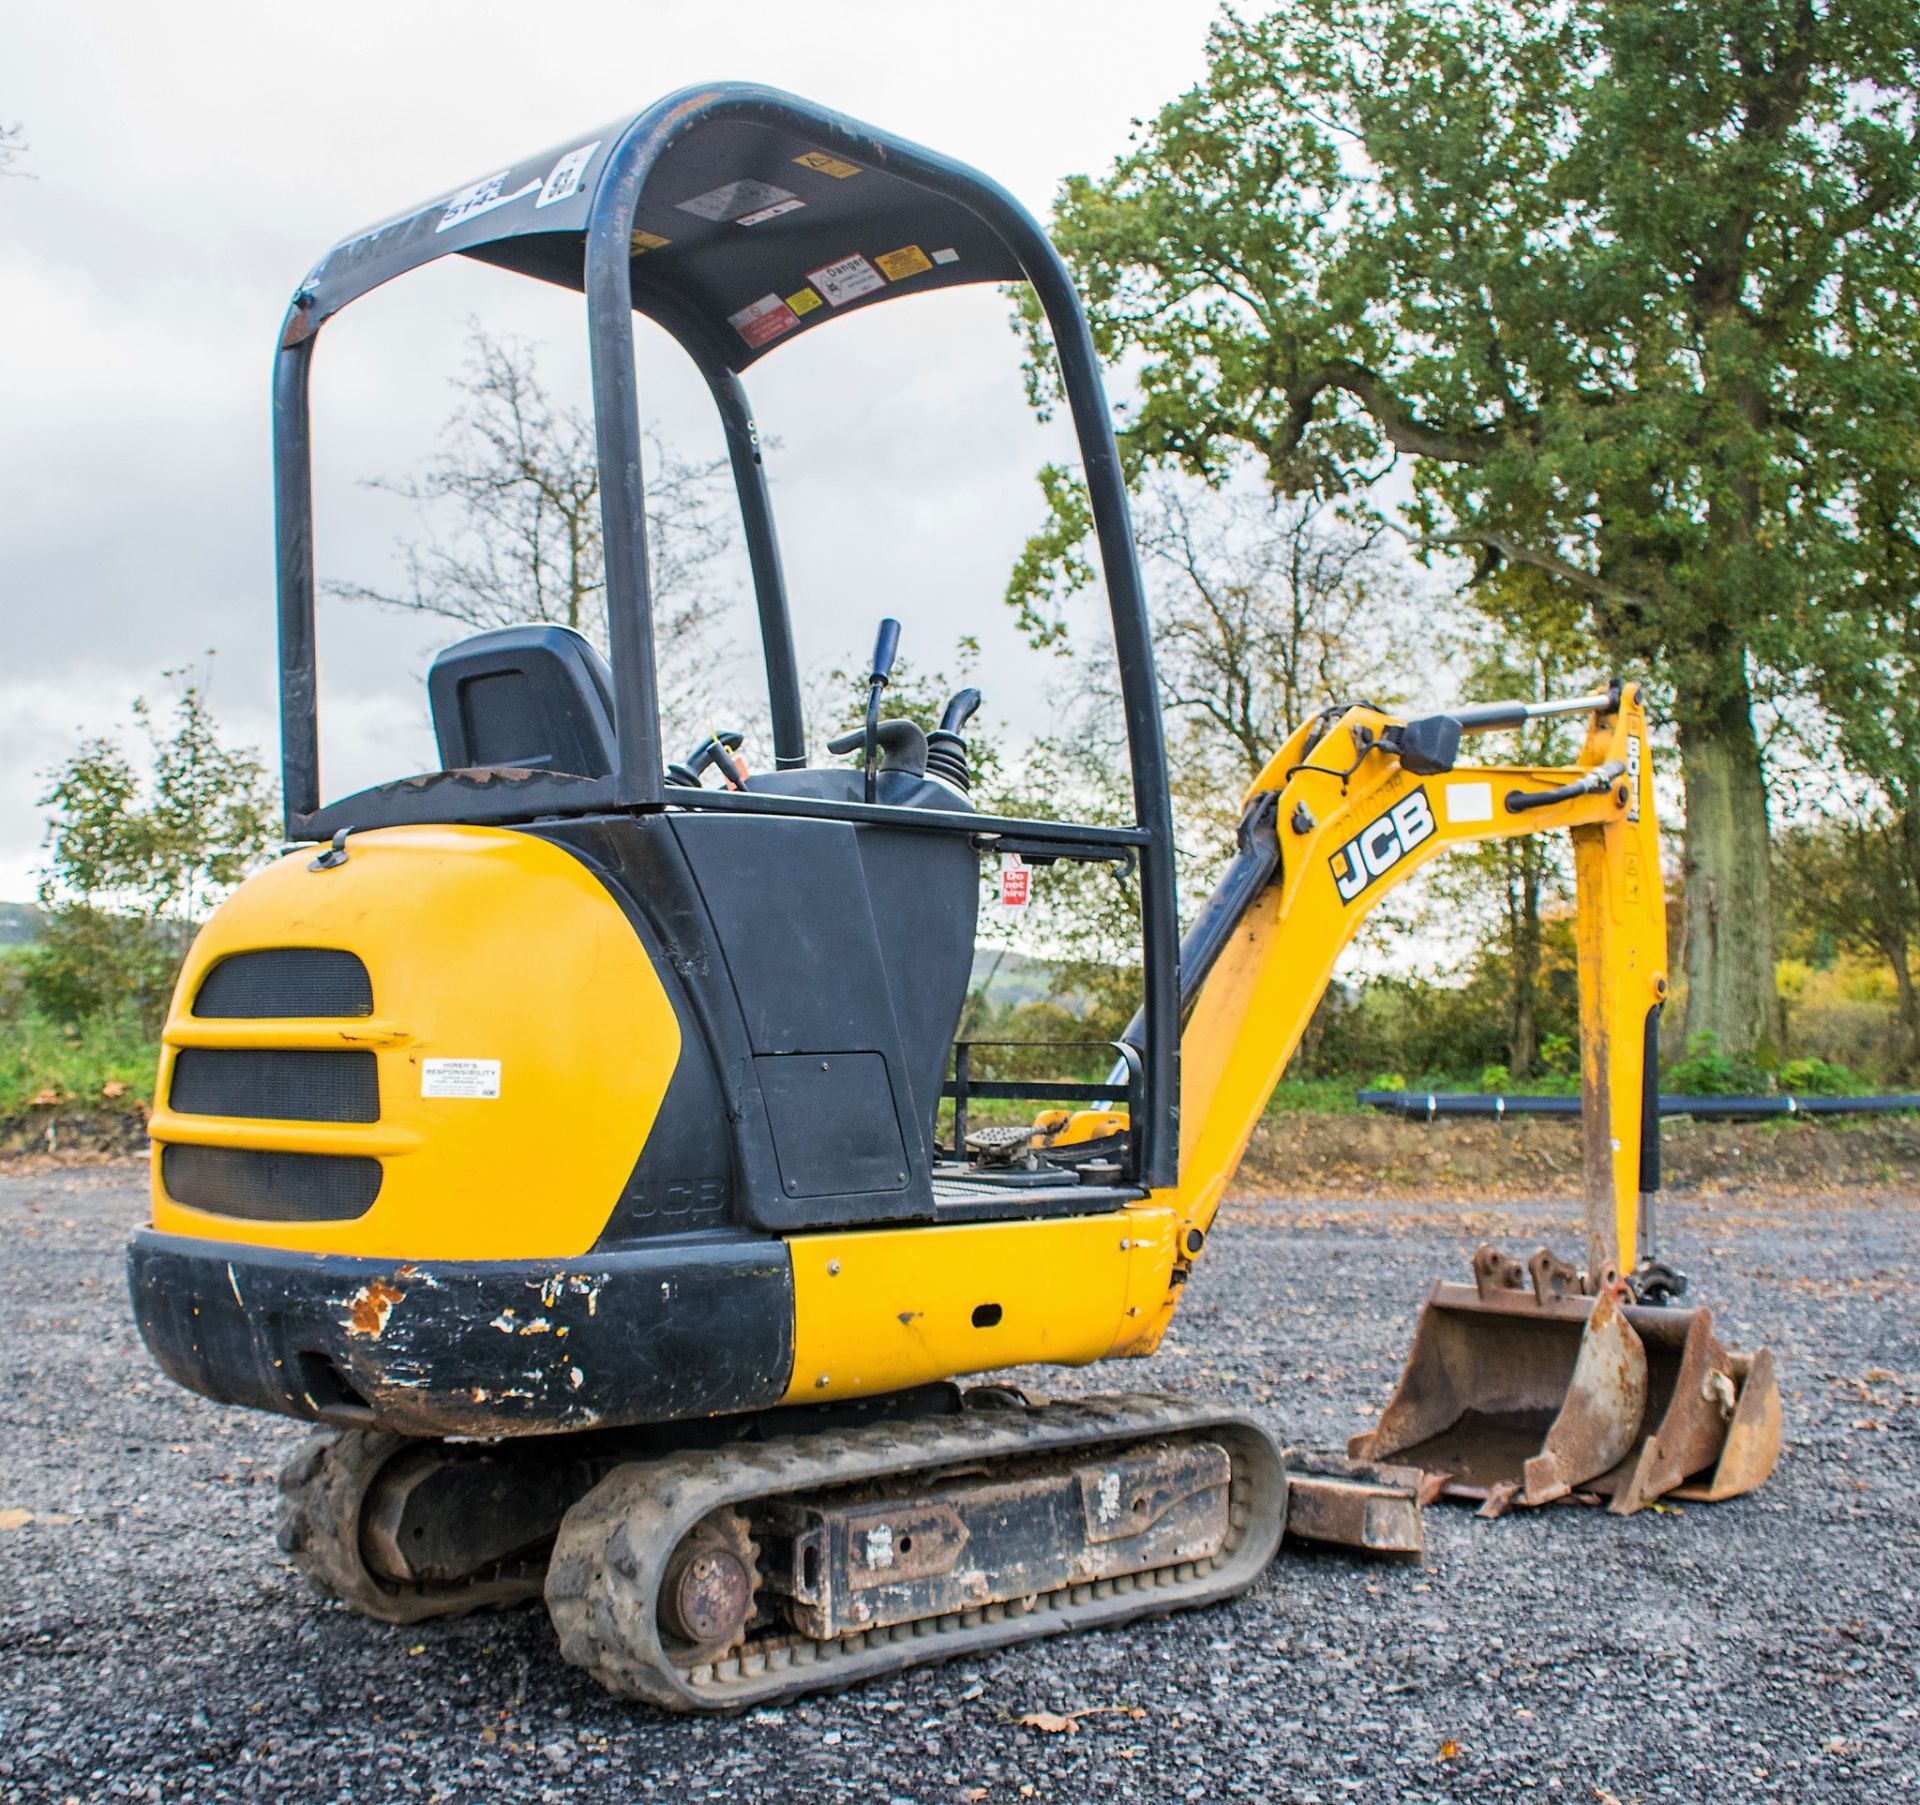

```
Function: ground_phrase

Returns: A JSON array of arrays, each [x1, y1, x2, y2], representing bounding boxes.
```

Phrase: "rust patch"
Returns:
[[345, 1280, 403, 1339]]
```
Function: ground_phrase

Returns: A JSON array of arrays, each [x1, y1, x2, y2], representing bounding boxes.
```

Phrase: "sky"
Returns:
[[0, 0, 1232, 901]]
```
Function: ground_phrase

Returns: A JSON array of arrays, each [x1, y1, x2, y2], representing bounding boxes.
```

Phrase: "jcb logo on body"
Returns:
[[1329, 787, 1436, 902]]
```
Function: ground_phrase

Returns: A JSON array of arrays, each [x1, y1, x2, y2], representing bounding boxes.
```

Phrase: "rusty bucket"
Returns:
[[1583, 1307, 1782, 1514], [1350, 1246, 1780, 1515]]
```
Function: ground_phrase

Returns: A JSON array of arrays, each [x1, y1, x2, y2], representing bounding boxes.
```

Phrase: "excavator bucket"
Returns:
[[1347, 1247, 1645, 1508], [1349, 1246, 1780, 1515], [1585, 1311, 1782, 1514]]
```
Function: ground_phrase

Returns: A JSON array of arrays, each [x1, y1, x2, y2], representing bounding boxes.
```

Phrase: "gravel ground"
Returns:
[[2, 1165, 1916, 1804]]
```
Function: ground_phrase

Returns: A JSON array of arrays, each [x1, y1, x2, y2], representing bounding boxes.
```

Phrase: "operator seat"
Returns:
[[427, 624, 618, 778]]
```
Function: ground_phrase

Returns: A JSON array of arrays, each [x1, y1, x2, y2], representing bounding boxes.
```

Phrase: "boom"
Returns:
[[1152, 682, 1666, 1316]]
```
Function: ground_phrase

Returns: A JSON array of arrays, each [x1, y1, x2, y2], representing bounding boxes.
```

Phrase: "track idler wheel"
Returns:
[[276, 1429, 558, 1624], [657, 1511, 760, 1665]]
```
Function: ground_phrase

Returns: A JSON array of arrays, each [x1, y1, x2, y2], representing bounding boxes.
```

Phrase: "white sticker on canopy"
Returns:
[[1446, 780, 1494, 824], [737, 196, 806, 227], [437, 172, 540, 233], [676, 178, 799, 223], [535, 141, 600, 209], [421, 1058, 502, 1100], [806, 253, 885, 307], [931, 247, 961, 265]]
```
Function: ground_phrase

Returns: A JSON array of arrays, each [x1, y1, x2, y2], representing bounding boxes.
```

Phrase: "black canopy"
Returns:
[[287, 90, 1024, 369]]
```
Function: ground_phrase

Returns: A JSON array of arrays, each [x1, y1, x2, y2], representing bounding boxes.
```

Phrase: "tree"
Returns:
[[1777, 809, 1919, 1073], [1793, 450, 1920, 1071], [26, 675, 278, 1031], [0, 120, 27, 178], [333, 327, 739, 741], [1016, 0, 1920, 1058]]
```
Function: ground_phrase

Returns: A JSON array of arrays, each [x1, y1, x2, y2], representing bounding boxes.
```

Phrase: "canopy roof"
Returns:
[[290, 86, 1026, 370]]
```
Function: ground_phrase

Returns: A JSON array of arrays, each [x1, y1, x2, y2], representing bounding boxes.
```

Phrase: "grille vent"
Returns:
[[170, 1049, 378, 1124], [160, 1145, 382, 1222], [192, 948, 372, 1019]]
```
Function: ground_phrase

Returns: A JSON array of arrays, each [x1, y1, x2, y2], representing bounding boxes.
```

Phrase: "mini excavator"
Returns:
[[128, 85, 1779, 1711]]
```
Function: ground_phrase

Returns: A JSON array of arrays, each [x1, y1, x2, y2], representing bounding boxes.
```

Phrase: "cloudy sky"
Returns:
[[0, 0, 1234, 899]]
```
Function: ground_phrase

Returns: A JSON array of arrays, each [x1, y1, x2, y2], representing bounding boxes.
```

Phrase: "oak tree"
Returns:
[[1016, 0, 1920, 1056]]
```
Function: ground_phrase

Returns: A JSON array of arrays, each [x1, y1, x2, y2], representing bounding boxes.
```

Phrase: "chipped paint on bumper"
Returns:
[[127, 1227, 795, 1437]]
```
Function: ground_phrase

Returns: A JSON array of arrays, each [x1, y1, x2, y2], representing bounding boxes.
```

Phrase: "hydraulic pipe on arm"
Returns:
[[1137, 684, 1666, 1338]]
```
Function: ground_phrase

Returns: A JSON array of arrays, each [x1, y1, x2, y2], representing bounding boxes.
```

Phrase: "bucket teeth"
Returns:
[[1354, 1246, 1781, 1516]]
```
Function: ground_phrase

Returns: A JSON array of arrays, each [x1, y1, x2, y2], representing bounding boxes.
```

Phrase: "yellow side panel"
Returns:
[[149, 824, 679, 1261], [781, 1207, 1179, 1405]]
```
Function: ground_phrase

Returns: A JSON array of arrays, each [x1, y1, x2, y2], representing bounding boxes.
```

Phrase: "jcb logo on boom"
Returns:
[[1329, 787, 1436, 903]]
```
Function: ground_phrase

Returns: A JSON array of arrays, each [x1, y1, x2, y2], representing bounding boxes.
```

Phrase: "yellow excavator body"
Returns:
[[124, 82, 1778, 1709]]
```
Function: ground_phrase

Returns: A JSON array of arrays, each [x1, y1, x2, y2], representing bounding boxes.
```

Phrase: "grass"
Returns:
[[0, 1010, 158, 1116]]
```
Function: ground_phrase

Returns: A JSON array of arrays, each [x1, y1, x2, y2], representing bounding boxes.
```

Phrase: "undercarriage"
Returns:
[[277, 1389, 1289, 1711]]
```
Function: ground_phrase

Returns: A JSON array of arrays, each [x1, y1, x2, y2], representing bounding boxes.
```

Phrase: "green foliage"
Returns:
[[22, 676, 277, 1033], [1664, 1032, 1769, 1097], [1019, 0, 1920, 1055], [1777, 1055, 1860, 1096], [1477, 1063, 1510, 1094], [0, 1006, 156, 1116]]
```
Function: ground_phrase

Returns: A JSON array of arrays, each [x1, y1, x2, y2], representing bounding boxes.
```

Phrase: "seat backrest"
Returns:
[[427, 625, 618, 778]]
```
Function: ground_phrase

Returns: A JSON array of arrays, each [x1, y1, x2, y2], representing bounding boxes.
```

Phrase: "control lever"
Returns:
[[666, 729, 747, 790], [860, 618, 902, 804]]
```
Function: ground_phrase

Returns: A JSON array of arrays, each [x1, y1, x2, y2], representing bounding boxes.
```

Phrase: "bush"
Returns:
[[1665, 1032, 1769, 1097], [1477, 1062, 1511, 1093], [0, 1006, 156, 1116], [1776, 1055, 1858, 1096]]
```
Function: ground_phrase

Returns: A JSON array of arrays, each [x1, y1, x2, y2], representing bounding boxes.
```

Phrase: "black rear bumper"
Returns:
[[127, 1228, 796, 1438]]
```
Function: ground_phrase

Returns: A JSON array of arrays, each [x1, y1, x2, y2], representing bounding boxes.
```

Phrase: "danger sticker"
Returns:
[[676, 178, 799, 223], [794, 149, 861, 179], [728, 293, 801, 348], [438, 171, 539, 233], [535, 141, 600, 209], [876, 244, 932, 282], [785, 286, 824, 317], [999, 853, 1031, 910], [807, 253, 885, 306], [421, 1058, 501, 1100], [629, 229, 671, 256]]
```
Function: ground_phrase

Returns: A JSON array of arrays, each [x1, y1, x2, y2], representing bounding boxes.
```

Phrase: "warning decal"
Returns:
[[931, 247, 960, 265], [677, 179, 800, 223], [999, 853, 1031, 910], [629, 229, 672, 256], [728, 293, 802, 348], [785, 286, 824, 317], [421, 1058, 502, 1100], [876, 245, 933, 281], [807, 253, 885, 306], [794, 149, 862, 179]]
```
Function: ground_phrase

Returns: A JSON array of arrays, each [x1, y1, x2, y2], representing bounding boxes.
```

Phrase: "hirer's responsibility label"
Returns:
[[421, 1058, 502, 1100]]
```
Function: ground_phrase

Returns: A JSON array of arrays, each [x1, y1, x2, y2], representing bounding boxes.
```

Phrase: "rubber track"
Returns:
[[276, 1429, 547, 1625], [544, 1392, 1287, 1711]]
